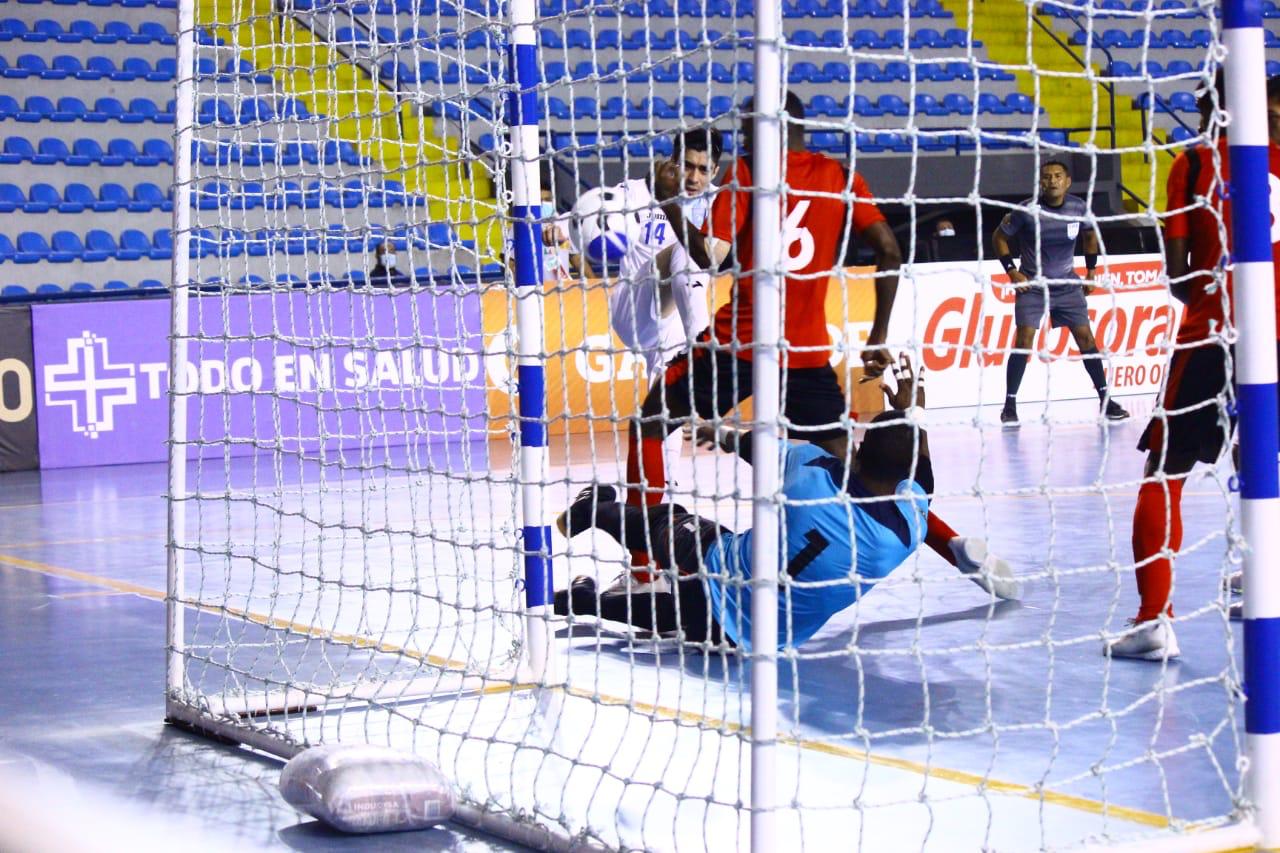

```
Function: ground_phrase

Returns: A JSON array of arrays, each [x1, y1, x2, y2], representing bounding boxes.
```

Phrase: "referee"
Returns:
[[992, 160, 1129, 426]]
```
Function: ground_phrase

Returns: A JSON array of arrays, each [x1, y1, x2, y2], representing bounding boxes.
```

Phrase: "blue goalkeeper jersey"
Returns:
[[704, 443, 930, 651]]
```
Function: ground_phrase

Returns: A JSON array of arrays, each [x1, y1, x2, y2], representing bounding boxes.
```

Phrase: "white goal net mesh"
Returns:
[[169, 0, 1253, 847]]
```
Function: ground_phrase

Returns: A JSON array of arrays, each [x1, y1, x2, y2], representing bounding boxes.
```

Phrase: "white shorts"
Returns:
[[609, 278, 680, 376]]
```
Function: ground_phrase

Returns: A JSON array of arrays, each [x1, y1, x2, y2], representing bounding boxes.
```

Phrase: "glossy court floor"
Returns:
[[0, 396, 1248, 852]]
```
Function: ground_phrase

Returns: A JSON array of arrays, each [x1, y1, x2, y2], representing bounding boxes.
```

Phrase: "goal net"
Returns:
[[166, 0, 1278, 847]]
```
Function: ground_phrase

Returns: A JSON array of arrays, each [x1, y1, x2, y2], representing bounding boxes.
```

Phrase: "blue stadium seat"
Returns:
[[882, 61, 910, 81], [15, 232, 49, 263], [102, 281, 130, 291], [851, 94, 878, 116], [53, 56, 84, 79], [0, 184, 22, 213], [942, 93, 973, 114], [0, 95, 19, 121], [198, 99, 235, 125], [97, 183, 130, 212], [978, 92, 1011, 115], [0, 235, 14, 264], [49, 231, 83, 263], [138, 139, 171, 165], [151, 57, 177, 81], [150, 229, 172, 260], [239, 98, 274, 123], [107, 140, 139, 167], [808, 94, 844, 117], [808, 131, 846, 153], [91, 97, 128, 122], [83, 230, 116, 262], [83, 56, 115, 80], [35, 284, 64, 295], [914, 93, 945, 115], [0, 136, 33, 163], [117, 229, 151, 261], [18, 96, 55, 121], [709, 95, 733, 117], [876, 93, 909, 116], [1005, 92, 1036, 114], [27, 183, 58, 213], [12, 54, 47, 79], [63, 183, 96, 212], [31, 138, 69, 165], [120, 57, 149, 80], [788, 61, 826, 84], [132, 183, 169, 212]]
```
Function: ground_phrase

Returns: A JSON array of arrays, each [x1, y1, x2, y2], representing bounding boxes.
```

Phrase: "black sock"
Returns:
[[1080, 346, 1108, 397], [1005, 352, 1029, 402]]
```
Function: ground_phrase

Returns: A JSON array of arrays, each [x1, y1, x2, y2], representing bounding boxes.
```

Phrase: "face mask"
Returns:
[[383, 253, 397, 269], [937, 228, 955, 238]]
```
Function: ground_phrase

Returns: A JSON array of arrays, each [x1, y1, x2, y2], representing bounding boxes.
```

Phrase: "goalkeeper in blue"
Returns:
[[554, 357, 1019, 648]]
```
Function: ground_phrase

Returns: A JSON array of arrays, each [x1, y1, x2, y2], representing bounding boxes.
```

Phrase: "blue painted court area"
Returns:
[[0, 398, 1246, 851]]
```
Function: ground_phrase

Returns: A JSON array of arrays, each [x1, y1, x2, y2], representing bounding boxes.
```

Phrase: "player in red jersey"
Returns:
[[1109, 74, 1280, 660], [595, 92, 1018, 602]]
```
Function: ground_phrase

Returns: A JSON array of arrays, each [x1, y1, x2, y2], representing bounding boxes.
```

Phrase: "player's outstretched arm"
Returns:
[[881, 354, 930, 460], [858, 221, 902, 378]]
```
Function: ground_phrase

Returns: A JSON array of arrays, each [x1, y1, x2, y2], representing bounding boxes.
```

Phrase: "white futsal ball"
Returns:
[[572, 186, 639, 267]]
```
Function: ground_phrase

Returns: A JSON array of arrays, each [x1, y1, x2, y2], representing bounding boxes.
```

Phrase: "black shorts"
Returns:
[[1014, 284, 1090, 329], [661, 340, 848, 441], [1138, 343, 1233, 466]]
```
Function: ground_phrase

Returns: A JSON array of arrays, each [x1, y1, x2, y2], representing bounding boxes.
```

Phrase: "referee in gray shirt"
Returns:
[[993, 160, 1129, 426]]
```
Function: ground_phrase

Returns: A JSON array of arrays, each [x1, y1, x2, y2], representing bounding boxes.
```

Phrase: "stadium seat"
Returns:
[[27, 183, 58, 213], [35, 284, 64, 295], [150, 229, 173, 260], [876, 93, 909, 116], [808, 94, 845, 117], [49, 231, 83, 263], [15, 232, 49, 263], [97, 183, 131, 212], [942, 93, 973, 114], [0, 136, 33, 163], [914, 93, 946, 115], [102, 281, 130, 291], [53, 55, 84, 79], [116, 230, 151, 261], [132, 183, 170, 212], [0, 183, 22, 213], [63, 183, 96, 212], [18, 96, 55, 121], [0, 235, 14, 264], [1005, 93, 1036, 114], [83, 229, 116, 262], [882, 61, 911, 81], [69, 282, 95, 293]]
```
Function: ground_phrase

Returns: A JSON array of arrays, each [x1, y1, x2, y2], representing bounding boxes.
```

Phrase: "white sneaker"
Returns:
[[950, 537, 1021, 600], [1105, 619, 1181, 660], [602, 570, 672, 596], [1224, 571, 1243, 594]]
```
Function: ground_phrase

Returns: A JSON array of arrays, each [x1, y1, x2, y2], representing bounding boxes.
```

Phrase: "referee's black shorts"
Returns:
[[1138, 342, 1234, 466], [661, 334, 848, 442]]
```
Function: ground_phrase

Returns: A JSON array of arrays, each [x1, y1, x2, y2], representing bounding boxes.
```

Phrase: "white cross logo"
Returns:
[[43, 331, 137, 438]]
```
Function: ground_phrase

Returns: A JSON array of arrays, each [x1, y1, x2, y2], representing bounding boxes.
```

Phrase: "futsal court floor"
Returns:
[[0, 395, 1248, 851]]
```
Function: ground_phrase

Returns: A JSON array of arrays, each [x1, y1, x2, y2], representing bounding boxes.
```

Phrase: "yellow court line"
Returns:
[[0, 550, 1175, 831]]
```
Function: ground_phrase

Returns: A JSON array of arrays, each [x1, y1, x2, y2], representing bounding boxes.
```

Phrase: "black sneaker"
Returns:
[[553, 575, 599, 617], [556, 484, 618, 538], [1102, 399, 1129, 421], [1000, 401, 1019, 428]]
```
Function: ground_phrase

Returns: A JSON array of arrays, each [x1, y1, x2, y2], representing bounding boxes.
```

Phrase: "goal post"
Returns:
[[1225, 0, 1280, 846], [161, 0, 1280, 845]]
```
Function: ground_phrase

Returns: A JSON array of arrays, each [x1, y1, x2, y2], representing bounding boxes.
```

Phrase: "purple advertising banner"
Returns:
[[31, 290, 486, 469]]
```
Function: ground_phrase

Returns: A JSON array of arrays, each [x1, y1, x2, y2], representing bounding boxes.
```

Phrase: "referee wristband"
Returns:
[[1085, 253, 1098, 276], [999, 255, 1017, 274]]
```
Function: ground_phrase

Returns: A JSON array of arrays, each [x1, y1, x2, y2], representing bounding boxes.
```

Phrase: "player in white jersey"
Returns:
[[544, 129, 723, 375]]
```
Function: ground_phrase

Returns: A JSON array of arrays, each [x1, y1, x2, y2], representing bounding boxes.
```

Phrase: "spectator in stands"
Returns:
[[934, 218, 956, 238], [369, 241, 405, 287]]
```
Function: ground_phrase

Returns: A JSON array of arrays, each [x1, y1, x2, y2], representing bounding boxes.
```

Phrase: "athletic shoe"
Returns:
[[602, 569, 671, 596], [1102, 399, 1130, 421], [1105, 619, 1180, 660], [1000, 401, 1019, 428], [1229, 600, 1243, 621], [553, 575, 600, 617], [556, 484, 618, 538], [1224, 571, 1243, 594], [950, 537, 1021, 600]]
